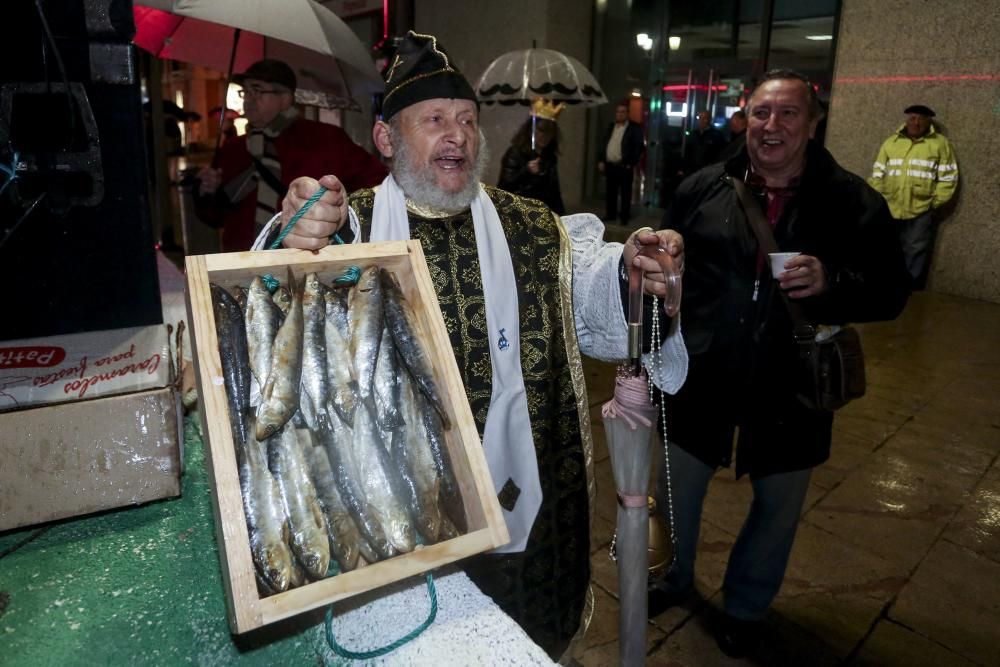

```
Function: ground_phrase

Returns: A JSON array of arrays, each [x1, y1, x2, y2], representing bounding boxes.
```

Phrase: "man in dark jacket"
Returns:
[[597, 103, 644, 224], [649, 70, 910, 658], [684, 109, 727, 173]]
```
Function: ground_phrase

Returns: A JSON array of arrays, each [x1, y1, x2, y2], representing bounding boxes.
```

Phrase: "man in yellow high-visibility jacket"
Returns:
[[869, 104, 958, 288]]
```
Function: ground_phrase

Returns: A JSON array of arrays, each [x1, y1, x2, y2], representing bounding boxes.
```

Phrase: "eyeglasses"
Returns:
[[237, 87, 286, 99]]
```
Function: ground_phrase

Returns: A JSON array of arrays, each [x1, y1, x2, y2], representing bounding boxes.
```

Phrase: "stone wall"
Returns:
[[826, 0, 1000, 302]]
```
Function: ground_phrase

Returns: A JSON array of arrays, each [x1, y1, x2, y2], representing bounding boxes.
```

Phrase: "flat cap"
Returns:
[[904, 104, 935, 117], [234, 59, 297, 92]]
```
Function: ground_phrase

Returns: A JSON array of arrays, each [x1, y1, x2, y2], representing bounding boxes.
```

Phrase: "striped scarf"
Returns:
[[243, 108, 299, 234]]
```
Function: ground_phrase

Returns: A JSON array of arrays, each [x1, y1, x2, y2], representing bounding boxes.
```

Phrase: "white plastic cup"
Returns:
[[768, 252, 801, 277]]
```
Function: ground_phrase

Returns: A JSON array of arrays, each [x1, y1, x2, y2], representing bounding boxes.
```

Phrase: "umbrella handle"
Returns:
[[212, 28, 242, 168]]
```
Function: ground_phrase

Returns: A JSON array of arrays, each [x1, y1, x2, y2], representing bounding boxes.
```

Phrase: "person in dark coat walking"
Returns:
[[649, 70, 911, 658], [684, 109, 726, 174], [719, 109, 747, 162], [497, 99, 565, 214], [597, 102, 644, 224]]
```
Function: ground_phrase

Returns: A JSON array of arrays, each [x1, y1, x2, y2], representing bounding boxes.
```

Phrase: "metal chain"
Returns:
[[648, 296, 678, 568], [607, 296, 678, 566]]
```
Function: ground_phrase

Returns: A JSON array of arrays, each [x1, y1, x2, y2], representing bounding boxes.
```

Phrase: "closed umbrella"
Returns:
[[602, 246, 682, 667]]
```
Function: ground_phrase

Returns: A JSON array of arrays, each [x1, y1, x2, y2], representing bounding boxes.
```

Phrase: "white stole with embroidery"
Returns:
[[365, 175, 540, 553]]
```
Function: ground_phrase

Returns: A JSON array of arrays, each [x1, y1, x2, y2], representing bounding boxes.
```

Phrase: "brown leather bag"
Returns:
[[732, 178, 866, 411]]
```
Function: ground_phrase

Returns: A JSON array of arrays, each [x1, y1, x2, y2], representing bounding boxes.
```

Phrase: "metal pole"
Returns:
[[211, 28, 241, 168], [706, 68, 715, 120], [679, 68, 692, 159], [754, 0, 776, 81], [147, 53, 170, 248]]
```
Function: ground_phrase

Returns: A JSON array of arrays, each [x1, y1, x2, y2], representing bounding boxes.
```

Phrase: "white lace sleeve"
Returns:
[[250, 213, 282, 250], [562, 213, 687, 394]]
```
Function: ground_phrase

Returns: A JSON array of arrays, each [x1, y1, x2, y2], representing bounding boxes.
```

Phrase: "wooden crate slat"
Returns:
[[184, 242, 509, 634]]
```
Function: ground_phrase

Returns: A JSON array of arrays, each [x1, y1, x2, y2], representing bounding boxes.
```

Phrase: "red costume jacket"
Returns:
[[200, 117, 387, 251]]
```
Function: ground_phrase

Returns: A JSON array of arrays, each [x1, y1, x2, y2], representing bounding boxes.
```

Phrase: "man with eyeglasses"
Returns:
[[196, 59, 387, 251]]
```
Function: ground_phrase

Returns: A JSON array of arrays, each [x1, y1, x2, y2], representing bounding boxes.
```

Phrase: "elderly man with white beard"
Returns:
[[255, 31, 688, 660]]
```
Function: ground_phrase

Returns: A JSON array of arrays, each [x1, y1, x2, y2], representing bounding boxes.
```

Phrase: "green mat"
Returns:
[[0, 416, 347, 666]]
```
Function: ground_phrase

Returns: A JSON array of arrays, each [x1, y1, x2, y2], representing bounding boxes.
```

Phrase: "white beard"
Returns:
[[390, 129, 490, 214]]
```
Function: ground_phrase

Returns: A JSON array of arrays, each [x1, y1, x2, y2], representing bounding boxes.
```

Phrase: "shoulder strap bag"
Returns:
[[731, 177, 866, 411]]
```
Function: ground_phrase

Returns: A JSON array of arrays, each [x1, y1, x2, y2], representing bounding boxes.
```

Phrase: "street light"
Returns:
[[668, 35, 681, 51], [636, 33, 653, 51]]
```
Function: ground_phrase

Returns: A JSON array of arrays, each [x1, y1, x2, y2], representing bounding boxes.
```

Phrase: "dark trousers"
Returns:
[[897, 210, 936, 288], [605, 163, 634, 223], [653, 441, 812, 620]]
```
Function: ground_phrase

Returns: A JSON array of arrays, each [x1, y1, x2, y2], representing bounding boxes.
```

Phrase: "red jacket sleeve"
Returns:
[[277, 119, 387, 195]]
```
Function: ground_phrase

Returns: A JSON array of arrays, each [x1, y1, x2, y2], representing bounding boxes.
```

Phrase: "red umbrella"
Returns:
[[132, 5, 379, 112]]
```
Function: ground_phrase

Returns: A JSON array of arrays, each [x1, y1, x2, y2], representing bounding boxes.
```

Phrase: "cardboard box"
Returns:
[[0, 387, 183, 532], [185, 242, 509, 634], [0, 325, 173, 413]]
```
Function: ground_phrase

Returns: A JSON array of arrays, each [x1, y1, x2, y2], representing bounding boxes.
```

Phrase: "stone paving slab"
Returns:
[[889, 540, 1000, 666], [773, 524, 904, 659], [851, 620, 978, 667]]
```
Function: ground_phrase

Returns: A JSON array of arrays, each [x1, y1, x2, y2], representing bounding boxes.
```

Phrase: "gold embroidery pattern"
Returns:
[[348, 187, 590, 658]]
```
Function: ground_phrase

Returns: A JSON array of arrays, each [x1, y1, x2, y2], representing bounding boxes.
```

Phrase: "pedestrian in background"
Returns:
[[869, 104, 958, 289], [497, 98, 565, 214], [597, 102, 644, 225]]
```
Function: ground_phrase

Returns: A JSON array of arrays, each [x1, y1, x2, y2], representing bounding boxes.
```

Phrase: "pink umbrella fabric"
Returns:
[[602, 373, 657, 667]]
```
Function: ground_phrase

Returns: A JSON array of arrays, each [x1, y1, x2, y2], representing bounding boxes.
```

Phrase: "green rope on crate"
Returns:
[[261, 185, 361, 292], [324, 572, 438, 660]]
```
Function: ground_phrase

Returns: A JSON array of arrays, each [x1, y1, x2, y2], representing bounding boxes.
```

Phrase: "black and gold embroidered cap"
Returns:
[[904, 104, 935, 117], [381, 31, 478, 121], [234, 59, 297, 92]]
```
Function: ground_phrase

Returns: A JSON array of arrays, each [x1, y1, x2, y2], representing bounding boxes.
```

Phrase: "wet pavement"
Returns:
[[573, 290, 1000, 666]]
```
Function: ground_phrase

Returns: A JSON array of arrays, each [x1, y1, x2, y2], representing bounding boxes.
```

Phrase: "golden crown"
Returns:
[[531, 97, 566, 121]]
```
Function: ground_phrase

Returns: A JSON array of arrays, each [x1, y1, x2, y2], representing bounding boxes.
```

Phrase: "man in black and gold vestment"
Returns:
[[257, 31, 688, 660]]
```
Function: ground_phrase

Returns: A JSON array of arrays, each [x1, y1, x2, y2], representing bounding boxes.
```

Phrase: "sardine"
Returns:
[[240, 414, 294, 594], [268, 420, 330, 580], [211, 283, 251, 451], [324, 289, 359, 424], [272, 285, 292, 318], [288, 558, 308, 589], [352, 400, 415, 554], [300, 273, 329, 429], [380, 269, 451, 429], [348, 266, 383, 402], [421, 395, 466, 533], [391, 369, 445, 543], [245, 277, 281, 399], [438, 515, 460, 541], [373, 323, 405, 430], [325, 285, 352, 339], [256, 268, 303, 441], [232, 285, 249, 312], [301, 431, 375, 570], [314, 410, 397, 560]]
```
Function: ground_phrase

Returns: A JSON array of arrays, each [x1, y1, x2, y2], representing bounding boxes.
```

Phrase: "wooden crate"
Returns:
[[185, 241, 509, 634]]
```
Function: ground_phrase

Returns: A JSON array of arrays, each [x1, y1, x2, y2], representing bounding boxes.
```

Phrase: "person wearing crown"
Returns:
[[497, 98, 566, 214], [254, 31, 688, 659]]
